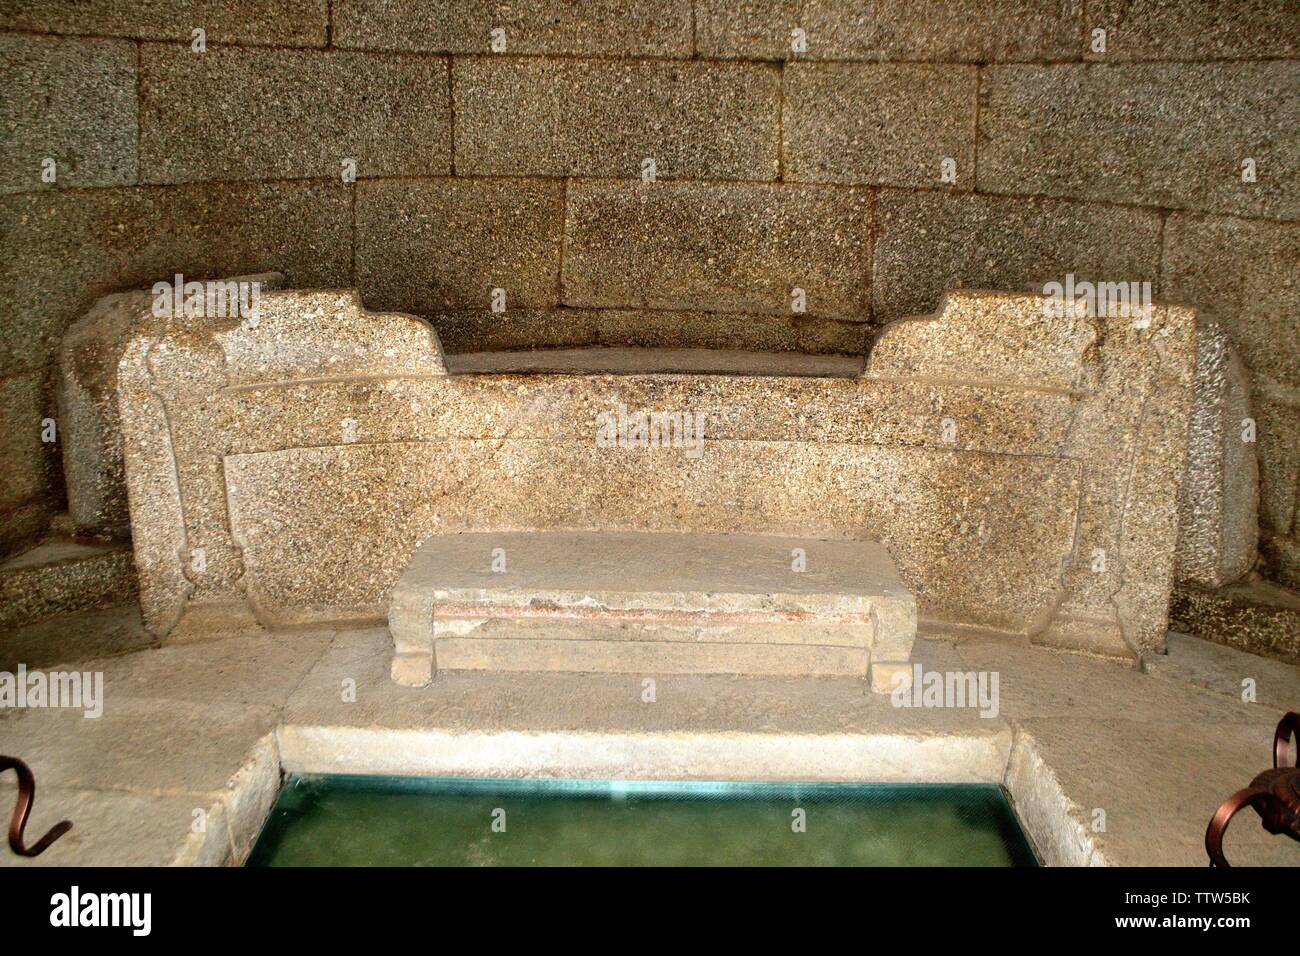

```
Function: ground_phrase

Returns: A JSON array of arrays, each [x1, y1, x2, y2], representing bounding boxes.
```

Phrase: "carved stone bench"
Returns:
[[388, 531, 917, 693]]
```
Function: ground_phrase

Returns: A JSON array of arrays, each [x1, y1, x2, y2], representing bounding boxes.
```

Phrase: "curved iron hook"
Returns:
[[1205, 786, 1270, 868], [1, 755, 72, 857], [1274, 712, 1298, 769]]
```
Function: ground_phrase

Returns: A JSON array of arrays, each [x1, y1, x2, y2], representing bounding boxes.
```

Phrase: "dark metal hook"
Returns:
[[1205, 711, 1300, 867], [1, 755, 73, 857]]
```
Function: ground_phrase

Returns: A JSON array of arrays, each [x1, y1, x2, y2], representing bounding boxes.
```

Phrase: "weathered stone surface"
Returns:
[[224, 439, 1079, 637], [1175, 318, 1259, 589], [356, 178, 563, 313], [1144, 631, 1300, 709], [564, 181, 872, 319], [1162, 214, 1300, 546], [0, 372, 46, 517], [0, 180, 351, 379], [453, 57, 779, 180], [334, 0, 692, 56], [1084, 0, 1299, 60], [696, 0, 1082, 62], [0, 537, 137, 628], [0, 786, 231, 867], [1, 697, 279, 795], [783, 64, 975, 188], [430, 308, 871, 355], [0, 34, 137, 194], [873, 189, 1161, 324], [58, 274, 283, 536], [978, 63, 1299, 220], [1260, 533, 1300, 592], [116, 289, 1196, 668], [388, 531, 915, 687], [0, 0, 329, 46], [1162, 214, 1299, 397], [1006, 716, 1297, 866], [875, 291, 1199, 659], [140, 45, 451, 183], [1255, 399, 1300, 538], [88, 629, 334, 709], [444, 347, 863, 377], [868, 291, 1096, 393], [116, 290, 445, 634]]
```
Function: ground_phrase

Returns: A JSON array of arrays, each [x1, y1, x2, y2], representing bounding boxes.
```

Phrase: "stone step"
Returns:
[[389, 531, 916, 691], [0, 532, 137, 628]]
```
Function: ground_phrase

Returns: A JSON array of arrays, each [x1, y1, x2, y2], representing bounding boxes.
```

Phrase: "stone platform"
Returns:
[[2, 604, 1296, 867], [389, 531, 916, 691]]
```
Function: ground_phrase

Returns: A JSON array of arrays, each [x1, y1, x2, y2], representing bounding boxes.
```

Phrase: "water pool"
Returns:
[[247, 776, 1038, 866]]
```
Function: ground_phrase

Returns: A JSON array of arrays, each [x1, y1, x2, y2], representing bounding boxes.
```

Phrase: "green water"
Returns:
[[247, 776, 1038, 867]]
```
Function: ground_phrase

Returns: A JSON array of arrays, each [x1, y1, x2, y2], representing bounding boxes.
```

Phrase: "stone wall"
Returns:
[[1, 1, 1297, 586]]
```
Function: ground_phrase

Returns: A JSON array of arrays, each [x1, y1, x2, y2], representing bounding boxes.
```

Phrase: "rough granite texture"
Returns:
[[58, 273, 284, 535], [1162, 214, 1299, 586], [0, 0, 329, 46], [872, 189, 1163, 325], [453, 57, 779, 180], [1175, 318, 1259, 589], [356, 177, 564, 313], [1084, 0, 1300, 61], [140, 45, 451, 184], [1170, 579, 1300, 665], [564, 181, 873, 319], [978, 62, 1299, 221], [695, 0, 1083, 62], [0, 34, 137, 194], [783, 63, 976, 189], [0, 537, 137, 628], [0, 180, 351, 380], [2, 1, 1296, 610], [333, 0, 693, 56], [114, 289, 1195, 668], [0, 372, 45, 516]]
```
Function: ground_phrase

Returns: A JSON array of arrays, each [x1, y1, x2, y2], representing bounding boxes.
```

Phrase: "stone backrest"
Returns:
[[114, 288, 1199, 663]]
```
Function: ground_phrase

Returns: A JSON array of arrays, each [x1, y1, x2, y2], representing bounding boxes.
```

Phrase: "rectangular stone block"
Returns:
[[389, 530, 914, 685], [140, 45, 450, 183], [0, 180, 351, 377], [564, 181, 872, 319], [1085, 0, 1299, 60], [0, 538, 137, 628], [356, 178, 564, 312], [978, 63, 1299, 221], [0, 0, 329, 46], [0, 34, 137, 194], [334, 0, 692, 55], [872, 188, 1161, 323], [696, 0, 1082, 61], [453, 57, 779, 180], [783, 63, 975, 188]]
